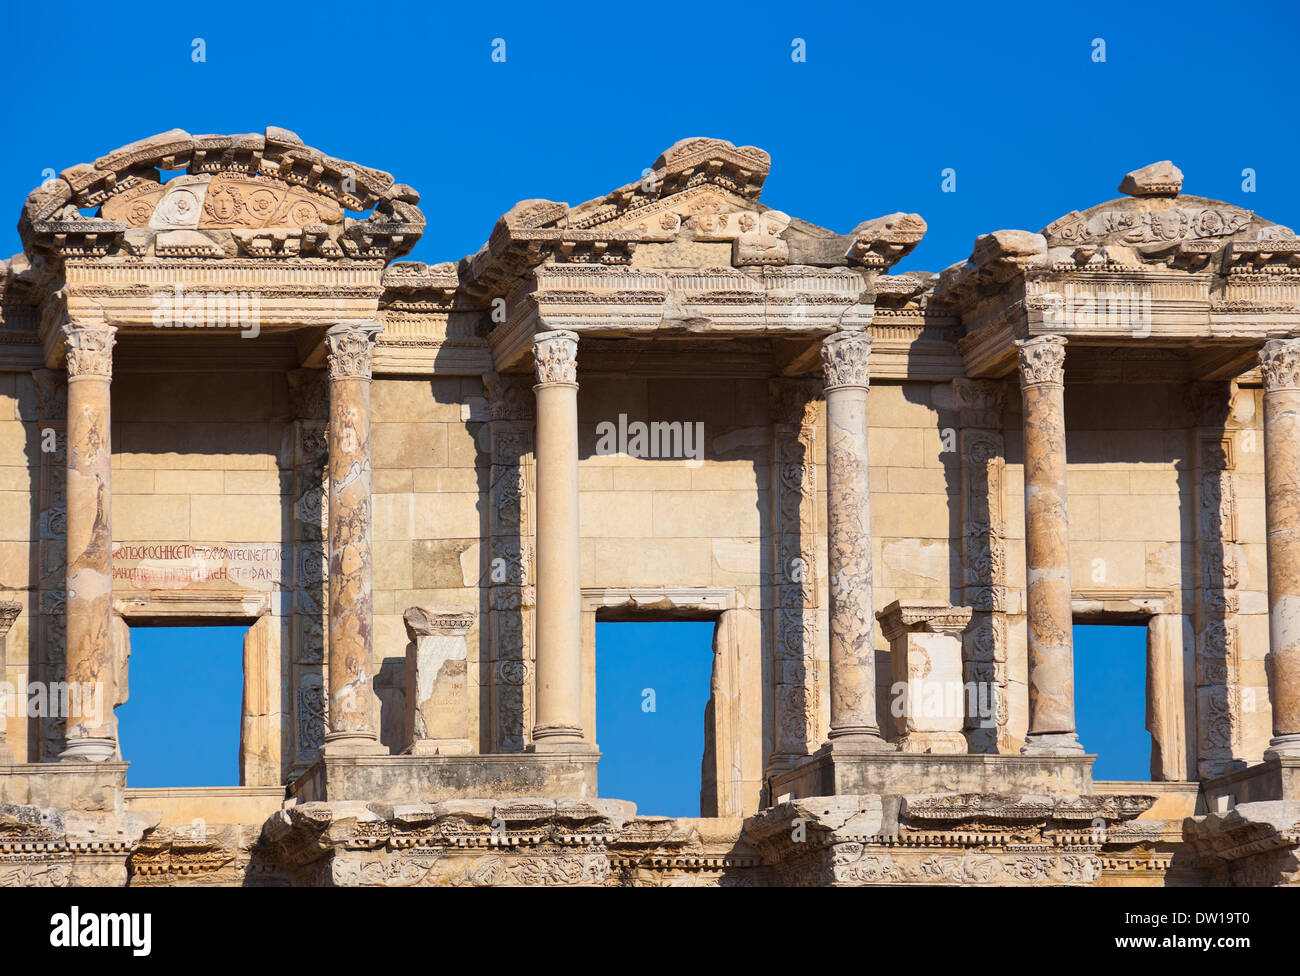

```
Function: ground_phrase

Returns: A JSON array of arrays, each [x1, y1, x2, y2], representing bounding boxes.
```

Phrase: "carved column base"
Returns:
[[59, 737, 117, 762], [1265, 732, 1300, 760], [322, 731, 386, 757], [1020, 732, 1085, 756], [529, 730, 599, 756]]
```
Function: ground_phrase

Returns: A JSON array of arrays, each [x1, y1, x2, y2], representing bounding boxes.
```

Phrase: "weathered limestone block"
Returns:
[[403, 607, 474, 755], [877, 600, 972, 753], [1119, 160, 1184, 197], [1185, 801, 1300, 886]]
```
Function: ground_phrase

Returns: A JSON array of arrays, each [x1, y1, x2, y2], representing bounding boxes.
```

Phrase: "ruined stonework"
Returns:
[[0, 134, 1298, 885]]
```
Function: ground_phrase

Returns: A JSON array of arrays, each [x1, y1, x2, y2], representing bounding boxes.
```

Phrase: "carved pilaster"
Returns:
[[288, 368, 329, 775], [768, 379, 823, 772], [0, 602, 20, 762], [484, 373, 536, 752], [1189, 382, 1241, 777], [32, 368, 67, 760], [953, 378, 1011, 753]]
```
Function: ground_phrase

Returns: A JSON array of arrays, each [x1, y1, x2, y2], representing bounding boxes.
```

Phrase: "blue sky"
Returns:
[[3, 1, 1297, 272], [10, 2, 1277, 799]]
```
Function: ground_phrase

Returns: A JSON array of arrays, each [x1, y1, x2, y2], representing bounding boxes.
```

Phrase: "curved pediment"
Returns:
[[19, 126, 424, 262], [1039, 161, 1293, 272]]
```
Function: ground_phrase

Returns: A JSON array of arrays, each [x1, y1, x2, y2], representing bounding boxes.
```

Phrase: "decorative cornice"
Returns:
[[533, 330, 578, 386], [820, 329, 872, 391], [62, 320, 116, 378], [1016, 334, 1067, 387], [1259, 337, 1300, 392], [325, 321, 382, 380]]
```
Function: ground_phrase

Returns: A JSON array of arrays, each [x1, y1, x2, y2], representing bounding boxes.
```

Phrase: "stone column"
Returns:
[[531, 330, 589, 751], [322, 321, 384, 756], [1259, 338, 1300, 758], [821, 330, 890, 749], [1016, 335, 1083, 755], [60, 321, 117, 762], [0, 601, 21, 762]]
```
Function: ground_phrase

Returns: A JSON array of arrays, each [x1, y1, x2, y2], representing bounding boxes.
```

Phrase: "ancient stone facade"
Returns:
[[0, 132, 1298, 885]]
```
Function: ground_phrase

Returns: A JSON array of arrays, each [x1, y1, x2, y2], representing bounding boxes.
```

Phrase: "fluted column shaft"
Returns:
[[822, 330, 890, 748], [1260, 338, 1300, 758], [531, 330, 587, 750], [323, 321, 384, 755], [1017, 335, 1084, 755]]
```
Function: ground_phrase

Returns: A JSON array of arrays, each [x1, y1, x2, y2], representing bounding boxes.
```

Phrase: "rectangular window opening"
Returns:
[[1073, 622, 1153, 781], [595, 620, 715, 818], [117, 623, 247, 788]]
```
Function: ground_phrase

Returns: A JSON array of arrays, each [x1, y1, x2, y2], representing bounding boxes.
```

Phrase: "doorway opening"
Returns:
[[1073, 622, 1152, 780], [594, 620, 715, 817], [117, 624, 247, 787]]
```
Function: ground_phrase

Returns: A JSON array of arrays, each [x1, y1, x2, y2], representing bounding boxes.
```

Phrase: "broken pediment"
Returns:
[[459, 137, 926, 301]]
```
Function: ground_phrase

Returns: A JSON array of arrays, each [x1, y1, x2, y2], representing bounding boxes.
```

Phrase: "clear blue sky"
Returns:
[[14, 2, 1279, 797], [2, 1, 1297, 272]]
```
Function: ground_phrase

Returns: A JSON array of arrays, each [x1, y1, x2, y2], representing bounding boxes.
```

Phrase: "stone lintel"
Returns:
[[288, 753, 601, 804]]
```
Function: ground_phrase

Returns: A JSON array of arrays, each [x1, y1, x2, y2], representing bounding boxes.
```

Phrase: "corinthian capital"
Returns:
[[1259, 337, 1300, 392], [326, 321, 383, 380], [1016, 334, 1067, 387], [820, 330, 872, 391], [533, 330, 578, 386], [62, 321, 116, 378]]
